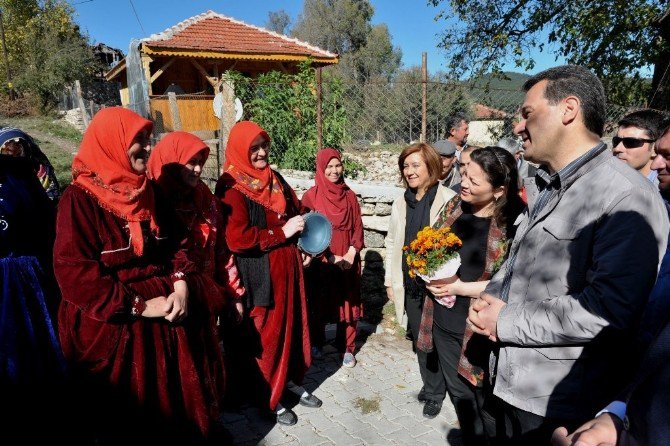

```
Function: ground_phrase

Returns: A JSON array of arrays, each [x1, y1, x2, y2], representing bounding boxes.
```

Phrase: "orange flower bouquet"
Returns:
[[403, 226, 462, 306]]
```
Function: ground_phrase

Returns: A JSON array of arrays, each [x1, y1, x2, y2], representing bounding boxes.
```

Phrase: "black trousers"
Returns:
[[433, 323, 491, 446], [405, 294, 446, 403], [483, 394, 582, 446]]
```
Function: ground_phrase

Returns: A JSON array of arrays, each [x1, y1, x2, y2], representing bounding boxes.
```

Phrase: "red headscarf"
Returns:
[[147, 131, 210, 195], [312, 148, 352, 230], [72, 107, 155, 256], [223, 121, 286, 215], [148, 131, 213, 247]]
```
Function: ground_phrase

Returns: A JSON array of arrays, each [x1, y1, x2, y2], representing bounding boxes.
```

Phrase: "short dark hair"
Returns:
[[445, 112, 469, 136], [660, 117, 670, 139], [619, 109, 669, 140], [523, 65, 606, 137], [398, 143, 442, 190]]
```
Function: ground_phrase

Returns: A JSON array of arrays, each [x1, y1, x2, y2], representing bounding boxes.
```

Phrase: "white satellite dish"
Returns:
[[213, 93, 243, 122]]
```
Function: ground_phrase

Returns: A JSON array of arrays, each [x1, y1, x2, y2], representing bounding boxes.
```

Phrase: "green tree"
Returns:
[[0, 0, 97, 110], [430, 0, 670, 108], [292, 0, 401, 81], [265, 9, 291, 35]]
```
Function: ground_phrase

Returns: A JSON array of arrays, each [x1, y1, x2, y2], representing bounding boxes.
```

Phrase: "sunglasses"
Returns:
[[612, 136, 655, 149]]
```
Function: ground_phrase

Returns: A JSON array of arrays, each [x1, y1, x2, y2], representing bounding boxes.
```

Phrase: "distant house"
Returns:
[[105, 10, 338, 132], [473, 103, 509, 120], [92, 43, 124, 71]]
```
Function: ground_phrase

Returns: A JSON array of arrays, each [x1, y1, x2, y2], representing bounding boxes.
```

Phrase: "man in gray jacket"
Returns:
[[468, 65, 669, 445]]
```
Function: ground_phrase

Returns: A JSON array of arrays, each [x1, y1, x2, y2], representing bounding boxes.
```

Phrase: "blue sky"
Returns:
[[71, 0, 563, 75]]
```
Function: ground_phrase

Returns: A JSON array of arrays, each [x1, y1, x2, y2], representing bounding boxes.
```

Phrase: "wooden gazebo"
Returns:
[[105, 10, 338, 132]]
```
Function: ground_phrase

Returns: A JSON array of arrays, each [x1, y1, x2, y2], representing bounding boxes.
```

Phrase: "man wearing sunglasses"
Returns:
[[612, 109, 668, 184]]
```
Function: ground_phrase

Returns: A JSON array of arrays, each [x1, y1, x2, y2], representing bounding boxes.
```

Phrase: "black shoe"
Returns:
[[299, 393, 323, 408], [276, 408, 298, 426], [422, 400, 442, 419], [417, 388, 427, 403]]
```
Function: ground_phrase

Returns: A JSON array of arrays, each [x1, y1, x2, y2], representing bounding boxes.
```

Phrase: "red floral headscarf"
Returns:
[[72, 107, 155, 256], [223, 121, 286, 215]]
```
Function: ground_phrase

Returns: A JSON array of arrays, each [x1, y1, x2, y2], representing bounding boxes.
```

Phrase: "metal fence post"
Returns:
[[421, 52, 427, 143]]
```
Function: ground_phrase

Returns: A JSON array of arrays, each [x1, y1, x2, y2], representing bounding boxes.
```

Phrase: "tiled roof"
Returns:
[[144, 10, 337, 60], [474, 103, 509, 119]]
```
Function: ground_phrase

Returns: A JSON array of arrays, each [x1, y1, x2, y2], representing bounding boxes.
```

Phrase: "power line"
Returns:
[[71, 0, 95, 5], [128, 0, 146, 35]]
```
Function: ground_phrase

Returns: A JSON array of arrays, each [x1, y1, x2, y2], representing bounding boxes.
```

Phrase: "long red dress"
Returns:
[[55, 185, 226, 443], [53, 107, 225, 444], [302, 188, 364, 323], [218, 185, 311, 411]]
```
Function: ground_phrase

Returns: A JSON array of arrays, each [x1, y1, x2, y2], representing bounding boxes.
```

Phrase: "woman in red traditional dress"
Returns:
[[53, 108, 227, 444], [302, 148, 364, 368], [147, 131, 245, 320], [216, 121, 320, 426], [147, 131, 245, 406]]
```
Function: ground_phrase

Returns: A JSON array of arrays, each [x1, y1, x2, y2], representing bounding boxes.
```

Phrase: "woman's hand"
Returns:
[[233, 300, 244, 323], [386, 287, 394, 303], [142, 296, 171, 318], [341, 246, 356, 270], [165, 279, 188, 323], [426, 277, 461, 297], [282, 215, 305, 238], [301, 252, 313, 267]]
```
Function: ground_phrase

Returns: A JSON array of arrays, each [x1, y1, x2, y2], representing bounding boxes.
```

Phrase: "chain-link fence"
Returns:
[[65, 70, 645, 181]]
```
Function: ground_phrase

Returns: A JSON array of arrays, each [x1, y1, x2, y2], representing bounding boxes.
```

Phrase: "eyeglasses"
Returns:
[[612, 136, 655, 149], [250, 141, 271, 153], [440, 154, 455, 159]]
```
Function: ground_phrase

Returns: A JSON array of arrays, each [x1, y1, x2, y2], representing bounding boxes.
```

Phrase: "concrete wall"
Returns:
[[468, 120, 506, 146]]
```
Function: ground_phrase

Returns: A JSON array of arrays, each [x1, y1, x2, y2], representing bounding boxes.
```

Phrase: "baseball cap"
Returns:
[[433, 139, 457, 157]]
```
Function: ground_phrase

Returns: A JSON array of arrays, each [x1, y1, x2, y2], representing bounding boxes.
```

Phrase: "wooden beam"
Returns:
[[189, 59, 218, 88], [274, 62, 290, 74], [150, 57, 176, 84], [141, 53, 153, 95]]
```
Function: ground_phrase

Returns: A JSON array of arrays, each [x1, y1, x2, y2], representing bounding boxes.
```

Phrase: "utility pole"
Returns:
[[0, 9, 13, 100]]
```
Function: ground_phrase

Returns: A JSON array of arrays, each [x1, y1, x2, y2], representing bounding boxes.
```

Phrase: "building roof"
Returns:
[[142, 10, 338, 62], [474, 103, 509, 119]]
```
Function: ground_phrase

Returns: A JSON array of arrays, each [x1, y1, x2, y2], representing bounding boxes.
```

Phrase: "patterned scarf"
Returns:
[[72, 107, 156, 256], [416, 196, 509, 387], [222, 121, 286, 215]]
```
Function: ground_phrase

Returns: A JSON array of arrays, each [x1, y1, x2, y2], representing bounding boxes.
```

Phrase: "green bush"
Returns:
[[226, 61, 348, 171]]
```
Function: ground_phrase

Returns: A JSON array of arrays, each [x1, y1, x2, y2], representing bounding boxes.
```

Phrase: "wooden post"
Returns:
[[421, 52, 427, 143], [141, 53, 153, 95], [167, 92, 182, 131], [316, 67, 323, 150], [75, 80, 89, 128], [217, 77, 236, 173]]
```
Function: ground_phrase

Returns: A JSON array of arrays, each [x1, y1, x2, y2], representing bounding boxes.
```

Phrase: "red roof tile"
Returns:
[[144, 11, 337, 60], [474, 103, 509, 119]]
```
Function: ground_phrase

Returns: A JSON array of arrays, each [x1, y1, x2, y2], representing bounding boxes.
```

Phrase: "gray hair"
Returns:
[[496, 137, 522, 155]]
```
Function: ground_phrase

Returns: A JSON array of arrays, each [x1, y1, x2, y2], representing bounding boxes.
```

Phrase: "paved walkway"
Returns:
[[222, 323, 462, 445]]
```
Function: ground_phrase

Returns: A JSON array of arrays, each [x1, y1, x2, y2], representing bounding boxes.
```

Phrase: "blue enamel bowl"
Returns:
[[298, 212, 333, 256]]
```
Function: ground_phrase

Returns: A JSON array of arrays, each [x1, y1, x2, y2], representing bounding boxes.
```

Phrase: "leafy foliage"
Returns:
[[292, 0, 402, 82], [0, 0, 99, 111], [265, 9, 291, 35], [226, 62, 349, 171], [430, 0, 670, 108]]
